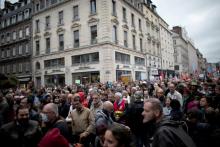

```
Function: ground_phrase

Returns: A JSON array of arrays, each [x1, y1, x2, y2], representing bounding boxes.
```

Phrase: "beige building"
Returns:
[[159, 17, 174, 78], [32, 0, 162, 87], [187, 40, 198, 75], [171, 26, 189, 75]]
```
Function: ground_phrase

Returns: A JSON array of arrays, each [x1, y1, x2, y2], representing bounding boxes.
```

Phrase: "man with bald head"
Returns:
[[42, 103, 71, 142], [95, 101, 114, 146]]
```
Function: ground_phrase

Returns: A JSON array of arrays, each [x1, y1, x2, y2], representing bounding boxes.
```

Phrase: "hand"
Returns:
[[79, 132, 88, 139]]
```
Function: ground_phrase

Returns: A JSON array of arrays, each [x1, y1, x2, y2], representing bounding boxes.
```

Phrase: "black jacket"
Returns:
[[0, 120, 42, 147], [152, 119, 196, 147]]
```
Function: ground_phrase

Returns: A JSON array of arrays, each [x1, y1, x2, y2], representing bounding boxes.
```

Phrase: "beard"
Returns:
[[18, 118, 29, 127]]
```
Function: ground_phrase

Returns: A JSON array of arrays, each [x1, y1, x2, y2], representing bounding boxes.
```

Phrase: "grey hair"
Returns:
[[48, 103, 59, 117]]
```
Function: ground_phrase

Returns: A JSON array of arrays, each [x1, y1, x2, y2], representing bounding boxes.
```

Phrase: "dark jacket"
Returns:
[[0, 120, 42, 147], [152, 119, 196, 147]]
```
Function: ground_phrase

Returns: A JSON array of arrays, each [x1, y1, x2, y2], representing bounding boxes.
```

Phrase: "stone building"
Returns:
[[0, 0, 32, 87]]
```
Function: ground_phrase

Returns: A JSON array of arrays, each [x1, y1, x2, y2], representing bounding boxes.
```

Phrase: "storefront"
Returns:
[[72, 71, 100, 84], [44, 74, 65, 87], [17, 75, 32, 89], [116, 70, 131, 81]]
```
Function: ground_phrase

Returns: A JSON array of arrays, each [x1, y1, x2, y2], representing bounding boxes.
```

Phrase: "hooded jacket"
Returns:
[[152, 119, 196, 147]]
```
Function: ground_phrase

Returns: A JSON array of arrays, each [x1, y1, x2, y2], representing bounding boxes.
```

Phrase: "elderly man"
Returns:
[[167, 83, 183, 107], [70, 93, 95, 147], [95, 101, 114, 146], [42, 103, 71, 142], [142, 98, 196, 147]]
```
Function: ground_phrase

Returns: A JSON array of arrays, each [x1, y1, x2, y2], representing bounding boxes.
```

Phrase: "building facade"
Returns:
[[187, 40, 198, 75], [0, 0, 32, 87], [159, 17, 174, 78], [32, 0, 162, 87], [171, 26, 189, 76]]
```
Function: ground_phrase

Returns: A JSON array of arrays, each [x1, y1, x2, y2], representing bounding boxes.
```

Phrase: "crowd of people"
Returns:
[[0, 77, 220, 147]]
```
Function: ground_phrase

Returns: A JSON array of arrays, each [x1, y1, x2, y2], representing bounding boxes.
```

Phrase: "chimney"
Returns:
[[151, 4, 157, 12], [172, 26, 182, 36]]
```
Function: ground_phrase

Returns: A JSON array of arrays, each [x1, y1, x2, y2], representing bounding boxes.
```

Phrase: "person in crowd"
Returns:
[[103, 123, 134, 147], [199, 96, 212, 121], [90, 92, 103, 115], [78, 91, 89, 108], [58, 94, 70, 118], [20, 97, 40, 121], [38, 128, 70, 147], [0, 106, 42, 147], [95, 101, 114, 147], [167, 83, 183, 107], [170, 99, 184, 121], [41, 103, 71, 142], [125, 91, 144, 147], [113, 92, 126, 123], [163, 97, 171, 118], [212, 84, 220, 111], [70, 93, 95, 147], [142, 98, 196, 147], [0, 92, 9, 127], [155, 88, 165, 106]]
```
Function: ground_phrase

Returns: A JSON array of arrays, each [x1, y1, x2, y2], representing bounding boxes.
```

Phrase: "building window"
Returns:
[[12, 31, 16, 40], [122, 7, 127, 22], [25, 62, 30, 72], [13, 64, 16, 73], [135, 56, 145, 65], [36, 62, 40, 70], [139, 18, 142, 30], [25, 27, 30, 36], [46, 37, 50, 53], [6, 65, 10, 74], [112, 0, 116, 16], [25, 44, 29, 53], [91, 25, 97, 44], [173, 40, 176, 45], [19, 30, 23, 38], [140, 38, 143, 52], [131, 13, 135, 27], [19, 45, 23, 55], [12, 47, 16, 56], [59, 34, 64, 50], [73, 5, 79, 20], [18, 12, 23, 21], [132, 35, 136, 50], [112, 25, 117, 44], [12, 15, 16, 24], [24, 9, 30, 19], [115, 52, 130, 64], [45, 16, 50, 29], [46, 0, 50, 7], [36, 19, 40, 33], [44, 58, 65, 68], [36, 41, 40, 55], [90, 0, 96, 14], [124, 31, 128, 47], [72, 52, 99, 64], [6, 33, 10, 42], [73, 30, 79, 48], [7, 49, 10, 57], [1, 50, 5, 58], [36, 3, 40, 11], [19, 63, 23, 73], [58, 11, 64, 25]]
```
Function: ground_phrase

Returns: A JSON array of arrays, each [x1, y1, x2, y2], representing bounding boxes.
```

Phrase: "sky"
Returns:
[[1, 0, 220, 63], [153, 0, 220, 63]]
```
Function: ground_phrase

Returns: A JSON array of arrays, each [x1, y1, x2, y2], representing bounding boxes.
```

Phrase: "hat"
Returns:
[[38, 128, 69, 147]]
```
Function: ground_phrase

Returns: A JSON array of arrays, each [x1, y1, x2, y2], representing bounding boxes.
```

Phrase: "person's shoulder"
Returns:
[[0, 121, 15, 130]]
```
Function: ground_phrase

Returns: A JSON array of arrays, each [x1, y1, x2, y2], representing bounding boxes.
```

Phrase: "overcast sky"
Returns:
[[1, 0, 220, 63], [153, 0, 220, 63]]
